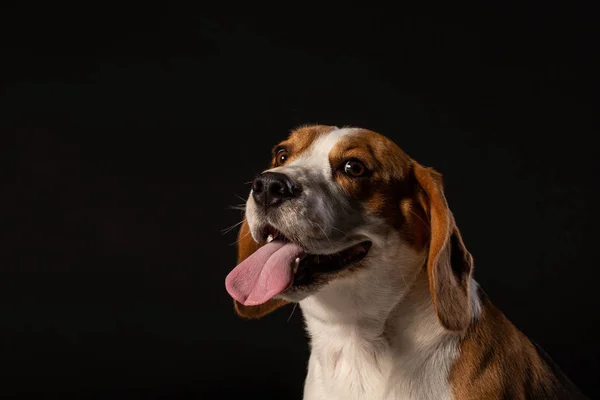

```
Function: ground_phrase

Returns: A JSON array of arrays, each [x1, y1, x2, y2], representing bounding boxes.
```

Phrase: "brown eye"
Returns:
[[276, 149, 289, 166], [344, 160, 366, 177]]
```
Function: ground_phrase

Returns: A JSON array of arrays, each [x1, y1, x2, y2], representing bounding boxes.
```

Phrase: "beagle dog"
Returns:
[[225, 125, 588, 400]]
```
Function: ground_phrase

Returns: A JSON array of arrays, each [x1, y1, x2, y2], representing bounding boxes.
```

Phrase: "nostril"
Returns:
[[252, 179, 264, 194], [269, 181, 285, 196], [290, 184, 302, 197]]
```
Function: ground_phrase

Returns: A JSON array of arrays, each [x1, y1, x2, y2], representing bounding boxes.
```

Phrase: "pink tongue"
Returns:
[[225, 240, 304, 306]]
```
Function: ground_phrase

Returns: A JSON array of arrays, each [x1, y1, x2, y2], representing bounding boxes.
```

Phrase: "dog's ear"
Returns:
[[232, 218, 290, 319], [413, 163, 474, 332]]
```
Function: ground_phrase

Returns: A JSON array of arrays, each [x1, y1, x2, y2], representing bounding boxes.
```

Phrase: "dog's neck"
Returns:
[[299, 268, 465, 399], [300, 266, 445, 342]]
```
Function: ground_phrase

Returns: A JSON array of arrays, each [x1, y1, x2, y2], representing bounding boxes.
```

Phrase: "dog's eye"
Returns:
[[344, 160, 366, 177], [276, 149, 289, 166]]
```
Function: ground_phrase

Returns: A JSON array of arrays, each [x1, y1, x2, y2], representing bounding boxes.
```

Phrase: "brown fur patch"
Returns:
[[327, 129, 429, 247], [413, 163, 474, 332], [400, 197, 429, 249], [270, 124, 337, 168], [451, 292, 573, 399], [328, 130, 430, 250]]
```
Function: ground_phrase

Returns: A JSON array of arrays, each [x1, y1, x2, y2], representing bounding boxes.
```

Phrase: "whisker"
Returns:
[[331, 226, 350, 237], [287, 303, 298, 322], [315, 223, 332, 246], [398, 268, 409, 290], [409, 209, 430, 232], [230, 229, 251, 246], [221, 220, 244, 235]]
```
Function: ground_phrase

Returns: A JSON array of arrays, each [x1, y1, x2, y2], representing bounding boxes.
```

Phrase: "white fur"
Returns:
[[245, 128, 481, 400], [285, 127, 354, 177], [301, 276, 482, 400], [300, 267, 469, 400]]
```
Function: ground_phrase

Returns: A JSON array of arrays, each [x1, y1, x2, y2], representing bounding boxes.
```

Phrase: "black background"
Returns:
[[2, 4, 599, 399]]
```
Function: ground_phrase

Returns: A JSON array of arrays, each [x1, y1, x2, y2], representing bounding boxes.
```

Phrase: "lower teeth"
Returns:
[[293, 257, 300, 273], [267, 234, 274, 243]]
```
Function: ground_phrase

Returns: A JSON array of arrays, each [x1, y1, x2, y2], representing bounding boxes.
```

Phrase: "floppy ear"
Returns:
[[232, 218, 290, 319], [413, 163, 474, 332]]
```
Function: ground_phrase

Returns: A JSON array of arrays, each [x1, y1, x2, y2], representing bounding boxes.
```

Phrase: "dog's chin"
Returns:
[[257, 224, 372, 301]]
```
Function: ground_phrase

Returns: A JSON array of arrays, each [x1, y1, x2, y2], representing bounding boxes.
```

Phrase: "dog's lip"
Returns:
[[261, 224, 366, 254], [291, 240, 372, 287], [298, 240, 372, 265], [259, 224, 371, 279]]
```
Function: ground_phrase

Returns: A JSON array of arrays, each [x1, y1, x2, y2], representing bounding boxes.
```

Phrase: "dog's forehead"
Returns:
[[269, 125, 411, 184], [287, 127, 356, 169]]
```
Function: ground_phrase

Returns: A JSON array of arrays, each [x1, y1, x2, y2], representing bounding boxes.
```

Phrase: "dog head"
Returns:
[[226, 125, 474, 332]]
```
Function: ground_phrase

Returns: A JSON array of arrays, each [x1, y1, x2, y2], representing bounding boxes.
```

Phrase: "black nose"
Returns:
[[252, 172, 301, 208]]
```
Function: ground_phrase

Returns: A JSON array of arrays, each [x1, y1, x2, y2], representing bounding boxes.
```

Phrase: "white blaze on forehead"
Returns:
[[286, 127, 356, 177]]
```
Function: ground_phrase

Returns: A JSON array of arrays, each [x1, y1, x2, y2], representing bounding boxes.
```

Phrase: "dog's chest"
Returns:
[[302, 329, 456, 400], [303, 333, 392, 400]]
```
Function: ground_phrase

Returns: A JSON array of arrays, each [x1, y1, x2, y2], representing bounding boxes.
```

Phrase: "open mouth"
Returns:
[[262, 225, 372, 286], [225, 224, 372, 306]]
